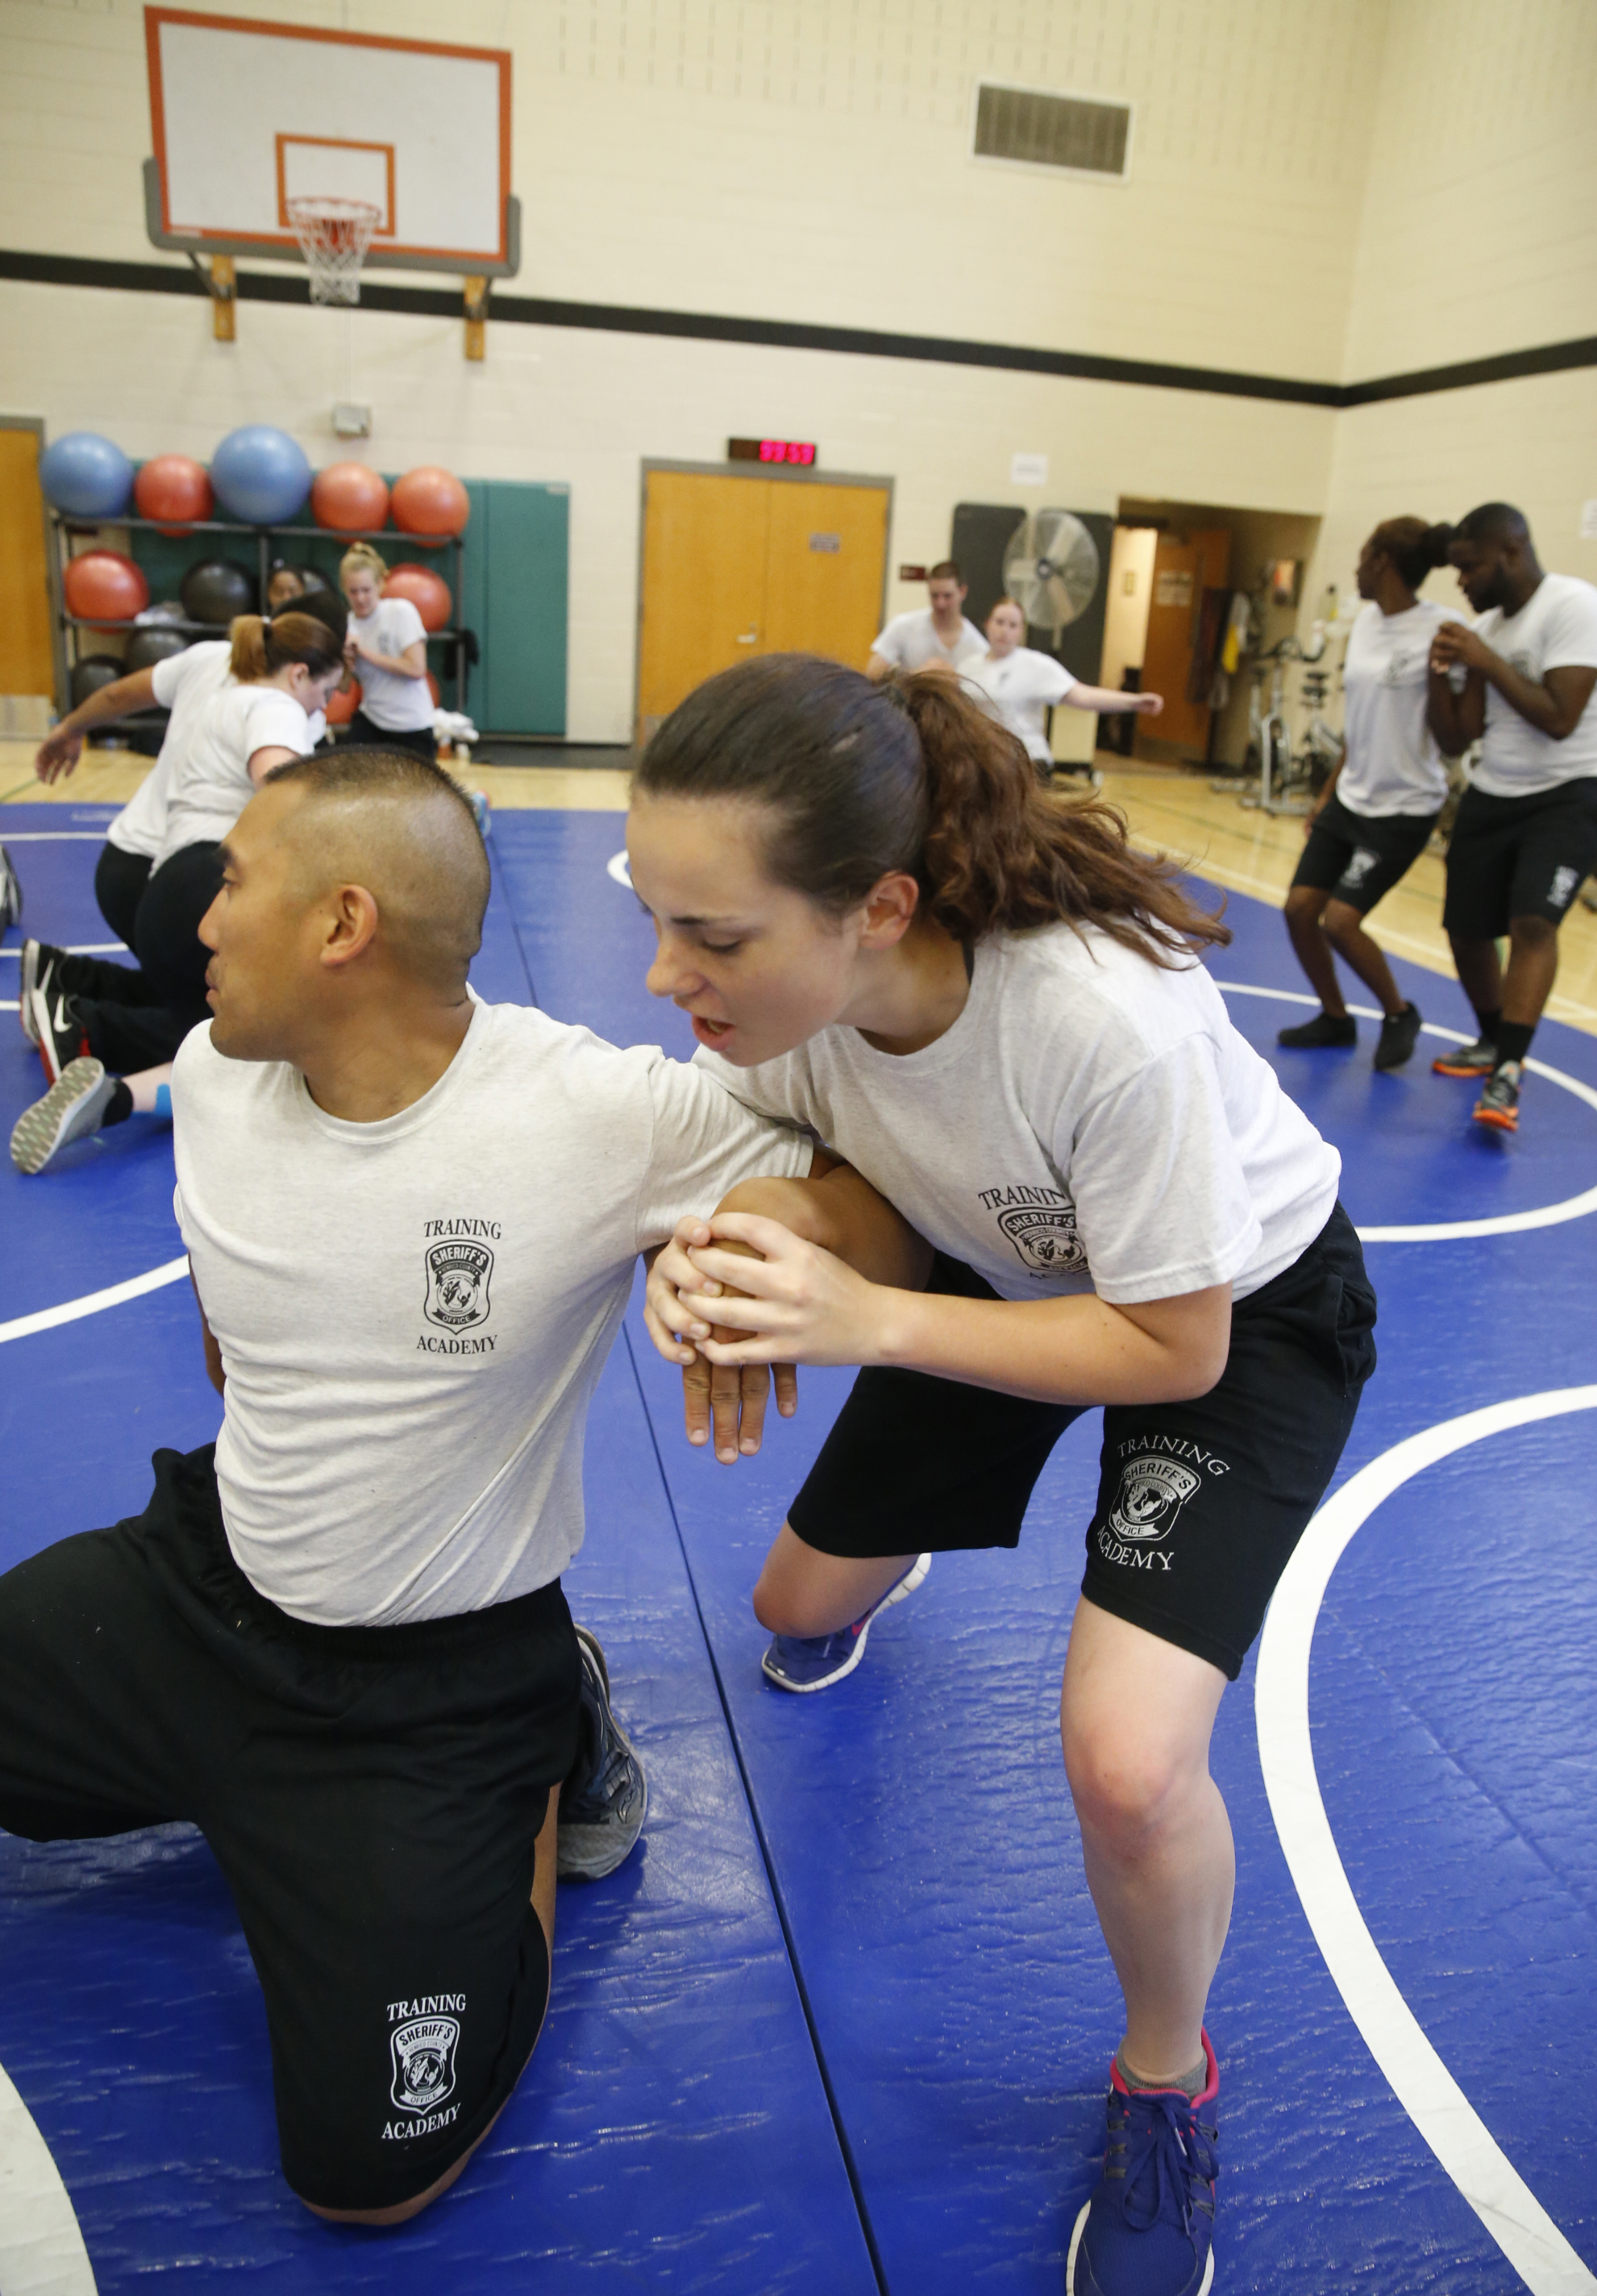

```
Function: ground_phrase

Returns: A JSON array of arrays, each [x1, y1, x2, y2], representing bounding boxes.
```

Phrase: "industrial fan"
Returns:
[[1001, 510, 1101, 645]]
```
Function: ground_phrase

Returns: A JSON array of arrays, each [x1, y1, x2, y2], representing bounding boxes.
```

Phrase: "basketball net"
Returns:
[[285, 197, 381, 305]]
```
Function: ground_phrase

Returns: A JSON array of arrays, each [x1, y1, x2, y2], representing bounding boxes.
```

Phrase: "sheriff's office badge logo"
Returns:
[[998, 1203, 1089, 1275], [390, 2015, 461, 2115], [424, 1240, 493, 1331], [1108, 1455, 1201, 1544]]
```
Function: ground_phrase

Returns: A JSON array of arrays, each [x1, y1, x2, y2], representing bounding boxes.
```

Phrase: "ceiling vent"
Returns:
[[973, 83, 1131, 180]]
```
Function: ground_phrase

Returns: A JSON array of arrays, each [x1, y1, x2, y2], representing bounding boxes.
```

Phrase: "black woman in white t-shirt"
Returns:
[[965, 596, 1165, 781], [627, 655, 1378, 2296], [1278, 518, 1461, 1072], [340, 543, 438, 760], [11, 610, 343, 1175]]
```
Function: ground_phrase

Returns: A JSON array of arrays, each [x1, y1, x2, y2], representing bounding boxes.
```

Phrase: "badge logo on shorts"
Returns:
[[1342, 847, 1379, 888], [390, 2016, 461, 2115], [1108, 1455, 1201, 1544], [424, 1240, 494, 1331], [997, 1203, 1089, 1276], [1550, 865, 1579, 910]]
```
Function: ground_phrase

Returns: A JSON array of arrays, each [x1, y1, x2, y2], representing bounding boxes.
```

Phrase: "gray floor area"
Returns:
[[474, 740, 633, 768]]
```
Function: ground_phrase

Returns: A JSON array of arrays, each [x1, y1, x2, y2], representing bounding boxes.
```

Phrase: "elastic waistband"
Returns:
[[158, 1445, 568, 1662]]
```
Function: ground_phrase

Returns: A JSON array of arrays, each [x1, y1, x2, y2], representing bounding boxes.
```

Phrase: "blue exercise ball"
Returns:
[[210, 425, 312, 526], [40, 432, 134, 518]]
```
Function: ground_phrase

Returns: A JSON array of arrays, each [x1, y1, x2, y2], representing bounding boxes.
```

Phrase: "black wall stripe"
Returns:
[[4, 246, 1594, 412]]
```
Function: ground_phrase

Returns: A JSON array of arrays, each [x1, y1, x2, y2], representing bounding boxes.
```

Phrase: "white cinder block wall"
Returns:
[[1, 0, 1592, 739]]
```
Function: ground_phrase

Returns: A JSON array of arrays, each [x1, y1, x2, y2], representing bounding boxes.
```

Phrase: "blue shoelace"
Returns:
[[1104, 2087, 1218, 2238]]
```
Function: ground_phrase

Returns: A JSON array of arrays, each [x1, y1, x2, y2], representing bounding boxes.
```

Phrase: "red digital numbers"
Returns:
[[758, 439, 816, 466]]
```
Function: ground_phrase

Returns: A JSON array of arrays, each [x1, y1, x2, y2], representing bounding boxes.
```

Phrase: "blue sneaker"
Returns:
[[1067, 2033, 1219, 2295], [760, 1554, 932, 1693]]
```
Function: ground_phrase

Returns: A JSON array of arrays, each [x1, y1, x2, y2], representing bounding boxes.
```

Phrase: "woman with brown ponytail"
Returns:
[[628, 654, 1377, 2296], [12, 612, 345, 1173]]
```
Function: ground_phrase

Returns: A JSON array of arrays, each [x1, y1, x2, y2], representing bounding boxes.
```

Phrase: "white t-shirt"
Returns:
[[697, 924, 1340, 1308], [1338, 599, 1464, 817], [171, 1001, 811, 1628], [964, 647, 1078, 764], [107, 641, 234, 859], [347, 597, 434, 731], [154, 684, 317, 868], [870, 608, 986, 674], [1471, 573, 1597, 797]]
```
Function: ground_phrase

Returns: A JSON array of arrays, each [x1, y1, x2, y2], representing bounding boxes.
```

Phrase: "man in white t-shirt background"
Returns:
[[964, 597, 1163, 782], [1428, 502, 1597, 1133], [867, 560, 986, 679]]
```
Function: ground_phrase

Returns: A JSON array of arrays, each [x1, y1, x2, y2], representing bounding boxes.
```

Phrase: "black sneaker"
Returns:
[[1277, 1010, 1356, 1049], [10, 1058, 117, 1175], [28, 977, 90, 1085], [0, 845, 20, 934], [557, 1626, 648, 1882], [1474, 1060, 1521, 1133], [1433, 1035, 1496, 1078], [1373, 1002, 1422, 1071], [18, 941, 65, 1048]]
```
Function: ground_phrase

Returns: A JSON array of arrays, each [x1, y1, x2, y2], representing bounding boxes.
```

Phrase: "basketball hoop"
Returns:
[[285, 197, 381, 305]]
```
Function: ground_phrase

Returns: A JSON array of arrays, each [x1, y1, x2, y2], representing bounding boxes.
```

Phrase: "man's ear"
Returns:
[[859, 870, 920, 949], [320, 882, 381, 970]]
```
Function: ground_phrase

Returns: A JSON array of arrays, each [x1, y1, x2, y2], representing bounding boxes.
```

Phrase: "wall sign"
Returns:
[[728, 437, 818, 466], [809, 532, 841, 553]]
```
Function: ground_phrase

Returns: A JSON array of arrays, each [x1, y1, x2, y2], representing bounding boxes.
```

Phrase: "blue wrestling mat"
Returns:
[[2, 799, 1593, 2291]]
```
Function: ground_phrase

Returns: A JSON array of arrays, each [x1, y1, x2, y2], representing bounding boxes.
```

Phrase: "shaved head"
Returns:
[[1455, 502, 1530, 550], [264, 750, 489, 989]]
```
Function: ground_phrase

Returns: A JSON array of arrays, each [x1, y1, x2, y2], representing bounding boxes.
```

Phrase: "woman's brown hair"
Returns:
[[634, 653, 1228, 966], [227, 610, 344, 685]]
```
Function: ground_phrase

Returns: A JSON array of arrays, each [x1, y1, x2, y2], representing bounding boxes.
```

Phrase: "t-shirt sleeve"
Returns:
[[870, 616, 905, 663], [151, 647, 203, 710], [386, 598, 427, 649], [1063, 1036, 1261, 1303], [1037, 657, 1077, 704], [1542, 584, 1597, 672], [634, 1055, 814, 1254], [244, 690, 313, 760]]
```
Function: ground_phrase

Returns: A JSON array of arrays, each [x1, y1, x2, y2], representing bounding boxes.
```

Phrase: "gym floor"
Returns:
[[1, 756, 1594, 2293]]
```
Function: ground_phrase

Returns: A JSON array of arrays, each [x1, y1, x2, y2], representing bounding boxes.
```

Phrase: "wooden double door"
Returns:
[[1138, 527, 1232, 756], [636, 466, 891, 738]]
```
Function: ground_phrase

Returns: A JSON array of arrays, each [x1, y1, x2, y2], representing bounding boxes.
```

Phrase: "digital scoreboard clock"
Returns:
[[728, 437, 817, 466]]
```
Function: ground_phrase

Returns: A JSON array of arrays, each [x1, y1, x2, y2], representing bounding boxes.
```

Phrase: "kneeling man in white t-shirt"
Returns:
[[0, 749, 918, 2226]]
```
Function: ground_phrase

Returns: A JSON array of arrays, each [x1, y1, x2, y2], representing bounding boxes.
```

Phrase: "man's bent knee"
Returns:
[[1509, 913, 1559, 949]]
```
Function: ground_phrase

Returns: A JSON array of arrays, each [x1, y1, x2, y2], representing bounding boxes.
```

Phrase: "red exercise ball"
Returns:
[[384, 562, 452, 632], [63, 550, 150, 625], [311, 462, 390, 534], [390, 466, 469, 537], [134, 454, 214, 534], [325, 677, 361, 727]]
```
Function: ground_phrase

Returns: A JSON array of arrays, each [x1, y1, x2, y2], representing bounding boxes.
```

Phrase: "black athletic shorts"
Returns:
[[0, 1446, 581, 2212], [346, 711, 437, 760], [1442, 778, 1597, 939], [1291, 791, 1438, 915], [787, 1205, 1377, 1681]]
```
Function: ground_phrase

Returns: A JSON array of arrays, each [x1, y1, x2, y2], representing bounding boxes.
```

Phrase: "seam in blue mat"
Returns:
[[621, 1323, 894, 2296], [488, 838, 542, 1008]]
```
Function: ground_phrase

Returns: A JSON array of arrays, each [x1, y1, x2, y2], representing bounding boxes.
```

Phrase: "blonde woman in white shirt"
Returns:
[[966, 597, 1164, 780], [1279, 519, 1461, 1071], [341, 542, 437, 759], [629, 655, 1377, 2296]]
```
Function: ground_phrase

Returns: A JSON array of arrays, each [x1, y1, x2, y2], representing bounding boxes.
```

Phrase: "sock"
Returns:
[[1471, 1003, 1502, 1045], [1116, 2043, 1208, 2098], [1495, 1020, 1535, 1066], [102, 1080, 134, 1129]]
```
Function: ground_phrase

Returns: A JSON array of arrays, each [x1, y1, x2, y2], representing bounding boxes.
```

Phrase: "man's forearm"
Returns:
[[715, 1170, 931, 1289]]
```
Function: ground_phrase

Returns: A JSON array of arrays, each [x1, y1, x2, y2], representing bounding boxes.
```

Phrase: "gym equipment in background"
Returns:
[[180, 558, 257, 625], [392, 466, 470, 537], [40, 433, 134, 519], [62, 552, 150, 625], [133, 454, 214, 533], [1002, 511, 1102, 646], [68, 655, 129, 708], [209, 426, 312, 526], [125, 628, 192, 675], [951, 504, 1112, 690], [311, 463, 391, 532], [384, 562, 453, 632]]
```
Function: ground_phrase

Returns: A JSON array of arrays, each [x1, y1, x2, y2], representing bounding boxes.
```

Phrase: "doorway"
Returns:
[[0, 420, 57, 720], [636, 463, 892, 740]]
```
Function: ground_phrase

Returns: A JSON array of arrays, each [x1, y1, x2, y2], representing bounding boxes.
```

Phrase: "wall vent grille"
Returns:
[[973, 84, 1130, 178]]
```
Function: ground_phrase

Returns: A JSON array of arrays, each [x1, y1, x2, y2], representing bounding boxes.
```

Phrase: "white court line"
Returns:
[[0, 1258, 190, 1346], [0, 946, 128, 957], [607, 849, 633, 889], [1256, 1393, 1597, 2294], [0, 2062, 97, 2295], [1217, 983, 1597, 1240], [0, 834, 109, 842]]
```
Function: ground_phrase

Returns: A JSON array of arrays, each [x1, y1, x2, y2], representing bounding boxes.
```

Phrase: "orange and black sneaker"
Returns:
[[1473, 1061, 1521, 1132], [1433, 1035, 1497, 1078]]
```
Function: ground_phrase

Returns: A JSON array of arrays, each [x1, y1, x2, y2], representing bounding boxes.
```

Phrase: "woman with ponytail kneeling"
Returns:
[[629, 656, 1377, 2296], [12, 612, 344, 1173]]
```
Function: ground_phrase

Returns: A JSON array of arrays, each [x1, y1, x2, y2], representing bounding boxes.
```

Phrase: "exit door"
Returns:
[[636, 466, 891, 738], [1138, 528, 1231, 756]]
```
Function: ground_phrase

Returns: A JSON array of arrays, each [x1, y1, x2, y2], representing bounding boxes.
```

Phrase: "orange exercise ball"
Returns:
[[384, 562, 452, 632], [311, 462, 390, 534], [390, 465, 469, 537], [63, 550, 150, 625], [325, 677, 361, 727], [134, 454, 214, 534]]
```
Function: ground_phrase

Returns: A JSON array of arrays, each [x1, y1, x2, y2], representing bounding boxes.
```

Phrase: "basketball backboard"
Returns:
[[143, 8, 518, 278]]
